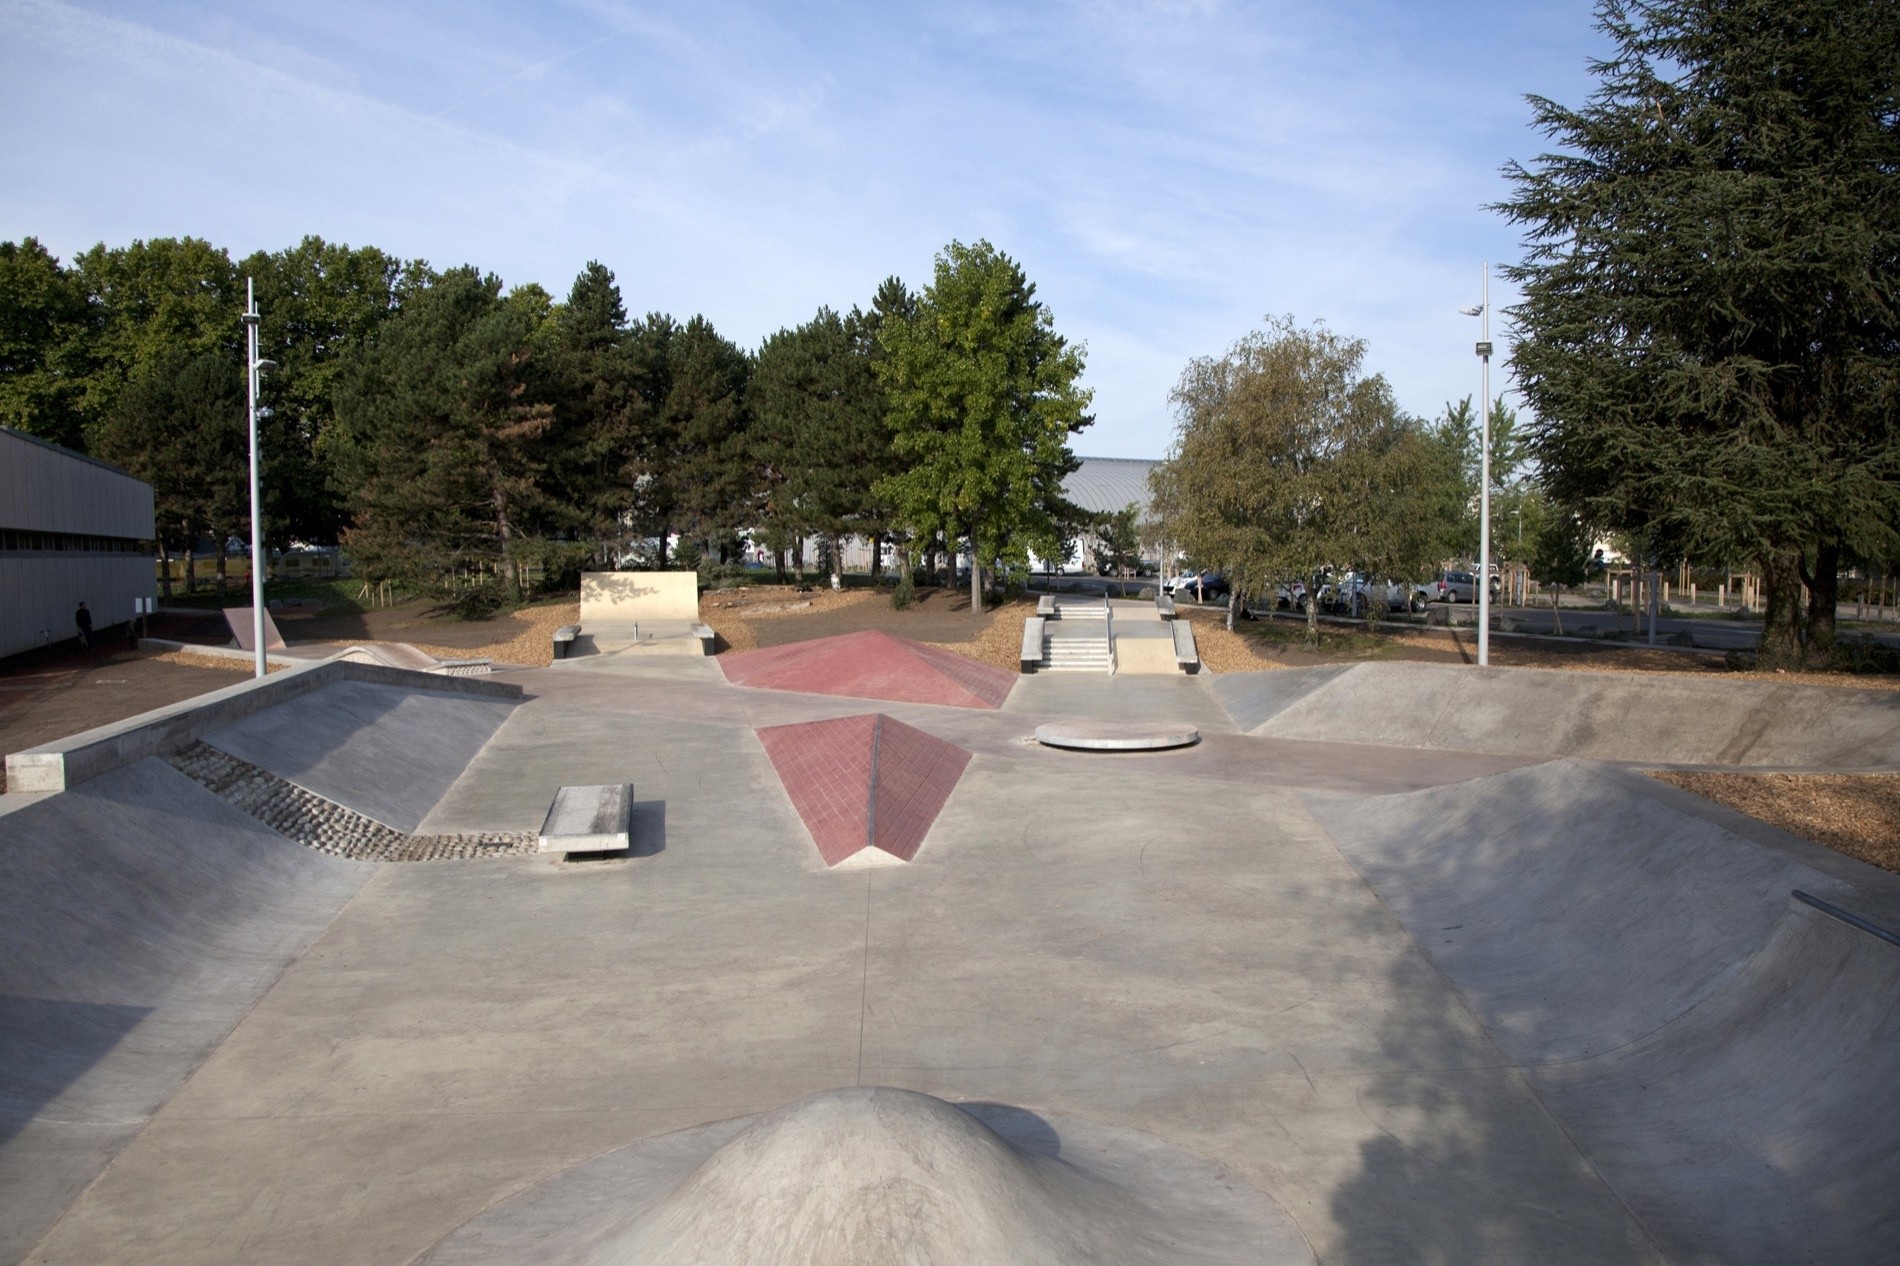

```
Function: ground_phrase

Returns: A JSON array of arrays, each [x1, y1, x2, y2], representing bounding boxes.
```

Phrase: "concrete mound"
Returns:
[[755, 714, 971, 865], [1307, 761, 1900, 1265], [720, 631, 1016, 710], [423, 1087, 1314, 1266], [1214, 661, 1900, 766]]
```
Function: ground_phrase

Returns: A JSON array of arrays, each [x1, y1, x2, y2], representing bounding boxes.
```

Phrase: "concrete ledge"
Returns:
[[1171, 621, 1200, 673], [1020, 617, 1045, 672], [5, 659, 522, 795], [538, 783, 634, 854]]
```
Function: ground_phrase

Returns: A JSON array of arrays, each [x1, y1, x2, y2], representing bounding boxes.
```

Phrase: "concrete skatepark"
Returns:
[[3, 620, 1899, 1263]]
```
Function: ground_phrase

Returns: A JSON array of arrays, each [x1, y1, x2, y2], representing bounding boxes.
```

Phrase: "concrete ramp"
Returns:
[[1207, 665, 1350, 734], [200, 678, 517, 832], [0, 760, 371, 1264], [1535, 895, 1900, 1265], [1217, 661, 1900, 766], [1307, 761, 1900, 1265], [573, 571, 713, 657]]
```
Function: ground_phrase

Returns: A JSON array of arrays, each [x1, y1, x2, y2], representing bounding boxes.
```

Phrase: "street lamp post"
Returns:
[[1462, 265, 1493, 668], [240, 279, 278, 679]]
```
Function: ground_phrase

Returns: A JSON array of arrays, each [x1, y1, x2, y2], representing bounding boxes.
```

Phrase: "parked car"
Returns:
[[1436, 568, 1501, 603], [1323, 572, 1426, 617], [1165, 571, 1229, 602]]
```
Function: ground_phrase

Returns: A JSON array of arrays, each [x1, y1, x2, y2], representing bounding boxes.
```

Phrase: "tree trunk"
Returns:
[[215, 540, 229, 599], [158, 539, 174, 600], [1758, 547, 1804, 666], [1226, 589, 1238, 632], [1305, 586, 1319, 648], [868, 532, 883, 585], [1801, 541, 1840, 660], [830, 534, 843, 591], [969, 527, 982, 615], [774, 549, 787, 584], [1550, 585, 1563, 636], [657, 527, 670, 570]]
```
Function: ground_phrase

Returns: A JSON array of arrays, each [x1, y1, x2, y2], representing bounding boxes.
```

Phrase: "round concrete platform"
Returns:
[[1034, 719, 1200, 751]]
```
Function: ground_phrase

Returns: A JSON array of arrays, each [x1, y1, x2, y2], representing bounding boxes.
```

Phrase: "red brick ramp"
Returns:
[[755, 713, 971, 865], [720, 630, 1015, 710]]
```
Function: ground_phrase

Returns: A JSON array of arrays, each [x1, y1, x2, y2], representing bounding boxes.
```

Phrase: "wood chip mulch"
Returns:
[[1649, 771, 1900, 875]]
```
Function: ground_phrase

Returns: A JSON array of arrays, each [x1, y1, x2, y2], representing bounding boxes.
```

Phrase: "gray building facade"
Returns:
[[0, 427, 156, 659]]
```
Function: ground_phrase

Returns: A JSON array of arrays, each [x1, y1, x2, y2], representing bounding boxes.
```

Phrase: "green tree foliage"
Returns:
[[659, 316, 754, 569], [1528, 507, 1595, 635], [1091, 502, 1142, 581], [329, 267, 553, 596], [91, 350, 244, 595], [538, 261, 650, 560], [70, 237, 241, 436], [243, 237, 422, 544], [0, 237, 94, 449], [874, 240, 1092, 613], [1499, 0, 1900, 663], [750, 305, 895, 583], [1151, 318, 1447, 634]]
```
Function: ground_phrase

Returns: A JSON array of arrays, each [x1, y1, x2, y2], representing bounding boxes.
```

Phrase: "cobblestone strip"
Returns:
[[167, 741, 537, 862]]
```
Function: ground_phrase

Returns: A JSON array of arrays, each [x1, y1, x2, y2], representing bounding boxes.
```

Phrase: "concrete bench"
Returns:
[[1020, 616, 1046, 673], [1171, 620, 1200, 674], [552, 625, 581, 659], [539, 783, 633, 854], [1155, 593, 1176, 620], [1036, 594, 1057, 618]]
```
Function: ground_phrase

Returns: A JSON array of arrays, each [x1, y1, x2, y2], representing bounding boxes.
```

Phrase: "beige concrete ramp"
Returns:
[[569, 572, 713, 658]]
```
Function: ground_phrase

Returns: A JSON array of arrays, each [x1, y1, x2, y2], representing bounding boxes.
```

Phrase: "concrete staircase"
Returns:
[[1039, 626, 1113, 672]]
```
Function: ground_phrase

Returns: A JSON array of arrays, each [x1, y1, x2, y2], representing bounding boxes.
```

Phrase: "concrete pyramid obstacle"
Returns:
[[422, 1087, 1316, 1264], [755, 713, 971, 865], [720, 630, 1016, 709]]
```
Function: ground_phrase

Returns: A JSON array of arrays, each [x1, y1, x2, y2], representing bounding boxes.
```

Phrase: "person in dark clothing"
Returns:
[[74, 600, 93, 648]]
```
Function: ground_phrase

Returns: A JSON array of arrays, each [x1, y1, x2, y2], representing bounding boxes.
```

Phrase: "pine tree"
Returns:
[[1499, 0, 1900, 662]]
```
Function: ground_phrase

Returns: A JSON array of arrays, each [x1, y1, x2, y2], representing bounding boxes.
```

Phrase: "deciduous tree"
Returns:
[[874, 240, 1092, 614]]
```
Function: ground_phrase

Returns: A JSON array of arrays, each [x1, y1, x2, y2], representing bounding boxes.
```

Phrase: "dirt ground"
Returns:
[[1650, 771, 1900, 876]]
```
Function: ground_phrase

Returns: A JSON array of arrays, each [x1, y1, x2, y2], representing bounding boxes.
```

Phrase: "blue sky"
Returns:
[[1, 0, 1606, 457]]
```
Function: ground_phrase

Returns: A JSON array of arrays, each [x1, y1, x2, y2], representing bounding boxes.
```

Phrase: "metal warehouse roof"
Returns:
[[1063, 456, 1160, 517]]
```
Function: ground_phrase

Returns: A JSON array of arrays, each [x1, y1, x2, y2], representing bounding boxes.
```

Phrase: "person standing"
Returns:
[[74, 600, 93, 649]]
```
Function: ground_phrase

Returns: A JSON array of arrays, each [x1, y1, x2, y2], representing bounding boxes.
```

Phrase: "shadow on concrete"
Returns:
[[956, 1101, 1063, 1157], [628, 800, 667, 857], [0, 995, 151, 1147], [1313, 763, 1900, 1264], [1323, 962, 1656, 1264]]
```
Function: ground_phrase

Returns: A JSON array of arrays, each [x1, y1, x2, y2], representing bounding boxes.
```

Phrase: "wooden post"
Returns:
[[1690, 581, 1697, 607]]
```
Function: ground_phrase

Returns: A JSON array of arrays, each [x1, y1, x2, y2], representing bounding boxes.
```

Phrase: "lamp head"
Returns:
[[254, 358, 279, 373], [1459, 305, 1484, 317]]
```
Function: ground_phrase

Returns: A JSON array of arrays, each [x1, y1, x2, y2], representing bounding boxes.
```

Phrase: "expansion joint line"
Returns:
[[856, 869, 873, 1087]]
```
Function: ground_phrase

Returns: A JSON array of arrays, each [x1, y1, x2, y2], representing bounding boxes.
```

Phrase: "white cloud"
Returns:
[[1, 0, 1603, 455]]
